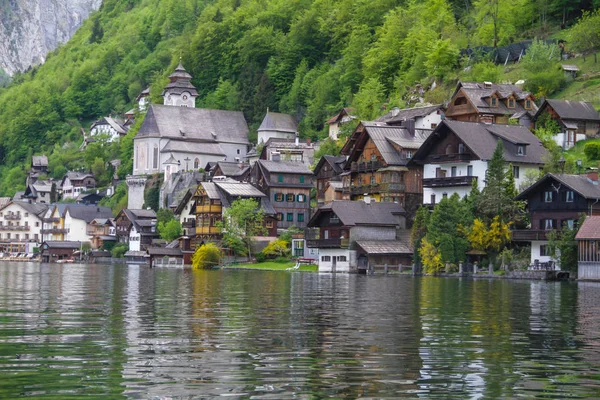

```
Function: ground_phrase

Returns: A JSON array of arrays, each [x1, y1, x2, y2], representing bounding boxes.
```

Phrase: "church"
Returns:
[[132, 62, 250, 176]]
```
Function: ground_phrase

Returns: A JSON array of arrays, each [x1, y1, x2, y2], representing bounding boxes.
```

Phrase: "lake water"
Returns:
[[1, 262, 600, 398]]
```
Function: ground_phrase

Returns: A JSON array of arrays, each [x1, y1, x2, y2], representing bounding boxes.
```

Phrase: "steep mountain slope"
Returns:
[[0, 0, 101, 75]]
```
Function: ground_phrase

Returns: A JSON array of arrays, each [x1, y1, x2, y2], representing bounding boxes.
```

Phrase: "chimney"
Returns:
[[403, 119, 415, 137], [587, 171, 598, 183]]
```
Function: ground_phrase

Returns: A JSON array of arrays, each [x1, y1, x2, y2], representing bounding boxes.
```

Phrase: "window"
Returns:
[[153, 145, 159, 169], [5, 233, 9, 239], [278, 175, 283, 183], [467, 165, 473, 176], [274, 193, 284, 202], [194, 158, 199, 169], [286, 193, 295, 202], [370, 154, 377, 161], [321, 256, 331, 262], [458, 143, 465, 154], [451, 167, 457, 177], [287, 213, 294, 221], [513, 165, 520, 179], [266, 220, 273, 228], [406, 151, 413, 159], [299, 176, 305, 183], [15, 234, 19, 240], [508, 98, 515, 108], [566, 191, 574, 202], [337, 256, 347, 262], [431, 194, 436, 205], [491, 97, 497, 106], [24, 213, 28, 217], [442, 193, 448, 199], [370, 175, 376, 184], [277, 213, 283, 221], [544, 191, 554, 202], [25, 234, 29, 240], [24, 221, 28, 227], [454, 97, 467, 106], [517, 146, 525, 156], [330, 215, 340, 224], [431, 123, 437, 129], [563, 219, 575, 229], [237, 149, 240, 155], [525, 99, 532, 109], [297, 194, 305, 202], [34, 234, 38, 241], [543, 219, 555, 230], [297, 213, 304, 222], [540, 245, 550, 256]]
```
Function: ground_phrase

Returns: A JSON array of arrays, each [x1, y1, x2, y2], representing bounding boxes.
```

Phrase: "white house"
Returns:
[[377, 104, 444, 130], [326, 108, 355, 141], [89, 117, 127, 142], [411, 120, 548, 206], [0, 201, 47, 255], [63, 205, 113, 243], [61, 172, 96, 200]]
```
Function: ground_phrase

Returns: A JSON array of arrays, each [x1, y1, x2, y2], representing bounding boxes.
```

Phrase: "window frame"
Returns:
[[286, 213, 294, 221], [286, 193, 295, 202]]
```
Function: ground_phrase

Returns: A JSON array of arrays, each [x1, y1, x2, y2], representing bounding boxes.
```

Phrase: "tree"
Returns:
[[522, 39, 565, 97], [547, 215, 585, 276], [92, 157, 106, 185], [262, 239, 291, 259], [419, 238, 444, 274], [158, 219, 182, 242], [411, 205, 430, 265], [219, 198, 266, 257], [568, 10, 600, 63], [192, 243, 222, 269], [352, 77, 386, 120], [466, 216, 512, 260]]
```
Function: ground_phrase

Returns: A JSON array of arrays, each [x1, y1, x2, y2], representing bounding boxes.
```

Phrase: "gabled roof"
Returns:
[[452, 81, 535, 116], [200, 182, 221, 199], [136, 105, 249, 145], [213, 161, 250, 177], [0, 201, 49, 218], [256, 160, 312, 175], [326, 107, 355, 125], [355, 239, 412, 255], [377, 104, 443, 124], [516, 173, 600, 201], [313, 155, 346, 176], [308, 200, 405, 228], [576, 216, 600, 239], [62, 171, 95, 185], [42, 241, 82, 249], [258, 111, 298, 133], [411, 120, 547, 165], [535, 99, 600, 122], [66, 205, 113, 223], [32, 155, 48, 167], [215, 182, 265, 197]]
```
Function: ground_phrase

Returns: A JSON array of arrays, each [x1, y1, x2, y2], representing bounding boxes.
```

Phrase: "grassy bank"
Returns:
[[223, 260, 318, 272]]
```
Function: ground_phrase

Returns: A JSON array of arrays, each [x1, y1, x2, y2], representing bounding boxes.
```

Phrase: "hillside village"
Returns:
[[2, 55, 600, 279]]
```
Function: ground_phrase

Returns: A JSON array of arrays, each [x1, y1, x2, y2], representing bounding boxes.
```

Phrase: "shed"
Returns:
[[576, 216, 600, 280], [40, 241, 82, 263]]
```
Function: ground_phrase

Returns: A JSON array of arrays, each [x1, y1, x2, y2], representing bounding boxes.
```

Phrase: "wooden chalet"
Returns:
[[208, 161, 251, 182], [533, 99, 600, 148], [445, 81, 536, 126], [313, 155, 346, 205]]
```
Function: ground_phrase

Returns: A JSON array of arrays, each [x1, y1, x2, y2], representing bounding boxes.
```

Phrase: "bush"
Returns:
[[192, 243, 222, 269], [111, 243, 128, 258], [262, 239, 291, 259], [255, 252, 266, 263], [584, 142, 600, 161]]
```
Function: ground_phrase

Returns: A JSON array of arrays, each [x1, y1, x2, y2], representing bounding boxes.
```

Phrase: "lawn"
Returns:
[[563, 137, 600, 170], [223, 260, 318, 272]]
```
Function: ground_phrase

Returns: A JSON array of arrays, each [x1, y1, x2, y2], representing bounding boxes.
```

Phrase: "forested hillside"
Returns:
[[0, 0, 598, 196]]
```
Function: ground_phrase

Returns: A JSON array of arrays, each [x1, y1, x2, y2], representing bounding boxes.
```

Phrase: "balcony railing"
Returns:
[[44, 218, 60, 223], [87, 230, 108, 236], [343, 184, 382, 195], [0, 225, 30, 231], [196, 205, 222, 214], [378, 182, 406, 193], [423, 176, 477, 188], [182, 221, 196, 228], [4, 214, 21, 220], [426, 153, 473, 164], [41, 228, 69, 234], [511, 230, 549, 241], [350, 160, 382, 173], [306, 238, 349, 248]]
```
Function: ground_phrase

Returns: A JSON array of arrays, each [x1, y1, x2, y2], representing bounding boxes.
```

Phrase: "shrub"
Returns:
[[584, 142, 600, 161], [111, 243, 128, 258], [192, 243, 222, 269], [262, 239, 291, 259]]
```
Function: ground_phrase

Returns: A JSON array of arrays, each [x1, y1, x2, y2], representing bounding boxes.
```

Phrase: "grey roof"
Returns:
[[260, 198, 277, 215], [326, 108, 355, 124], [258, 111, 298, 133], [147, 247, 183, 256], [362, 122, 431, 165], [64, 171, 95, 182], [201, 182, 221, 199], [161, 61, 198, 97], [5, 201, 49, 218], [537, 99, 600, 121], [322, 155, 346, 174], [136, 105, 249, 145], [13, 191, 25, 200], [455, 81, 536, 116], [308, 200, 405, 228], [355, 239, 412, 255], [215, 182, 266, 197], [214, 162, 250, 177], [161, 139, 226, 156], [377, 104, 443, 124], [126, 209, 157, 219], [517, 173, 600, 200], [105, 117, 127, 134], [257, 160, 312, 175], [32, 155, 48, 167], [43, 241, 82, 249], [417, 120, 547, 165], [32, 180, 53, 193], [66, 205, 113, 223]]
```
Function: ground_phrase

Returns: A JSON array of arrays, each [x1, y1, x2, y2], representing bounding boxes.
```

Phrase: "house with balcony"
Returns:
[[258, 137, 316, 167], [377, 104, 444, 130], [340, 121, 431, 221], [314, 155, 346, 205], [88, 218, 117, 250], [89, 116, 128, 142], [115, 209, 158, 252], [514, 172, 600, 268], [0, 201, 47, 255], [28, 155, 49, 185], [533, 99, 600, 149], [410, 120, 547, 206], [445, 81, 537, 126], [250, 160, 313, 230], [63, 205, 113, 243], [306, 200, 410, 273], [42, 204, 70, 242], [192, 181, 278, 246], [60, 172, 97, 200]]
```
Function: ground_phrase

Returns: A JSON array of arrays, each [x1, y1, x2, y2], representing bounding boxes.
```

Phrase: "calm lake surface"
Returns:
[[1, 262, 600, 398]]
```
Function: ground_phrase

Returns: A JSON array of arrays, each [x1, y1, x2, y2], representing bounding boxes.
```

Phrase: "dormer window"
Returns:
[[517, 145, 525, 156], [525, 99, 532, 109], [491, 97, 497, 106], [508, 98, 515, 108]]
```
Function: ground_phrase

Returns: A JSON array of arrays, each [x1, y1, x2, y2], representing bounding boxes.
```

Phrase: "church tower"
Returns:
[[161, 60, 198, 108]]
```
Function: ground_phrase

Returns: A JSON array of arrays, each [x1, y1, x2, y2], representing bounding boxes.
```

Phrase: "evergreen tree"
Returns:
[[411, 205, 430, 265], [425, 193, 470, 264]]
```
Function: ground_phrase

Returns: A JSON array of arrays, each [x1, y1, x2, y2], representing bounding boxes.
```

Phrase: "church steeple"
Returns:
[[161, 59, 198, 108]]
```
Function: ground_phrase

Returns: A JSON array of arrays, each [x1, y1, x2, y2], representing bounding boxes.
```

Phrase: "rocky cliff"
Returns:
[[0, 0, 102, 75]]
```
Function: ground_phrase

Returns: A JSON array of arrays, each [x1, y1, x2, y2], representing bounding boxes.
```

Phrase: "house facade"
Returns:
[[411, 120, 547, 206], [250, 160, 313, 230], [115, 209, 158, 251], [514, 172, 600, 267], [576, 215, 600, 280], [306, 200, 410, 273], [0, 201, 47, 254], [377, 104, 444, 130], [61, 172, 96, 200], [326, 108, 355, 141], [257, 111, 298, 144], [445, 81, 537, 126], [89, 117, 127, 142], [259, 137, 315, 166], [313, 155, 346, 206], [88, 218, 116, 250]]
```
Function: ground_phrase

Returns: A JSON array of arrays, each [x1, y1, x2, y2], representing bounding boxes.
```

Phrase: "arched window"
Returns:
[[194, 158, 199, 169]]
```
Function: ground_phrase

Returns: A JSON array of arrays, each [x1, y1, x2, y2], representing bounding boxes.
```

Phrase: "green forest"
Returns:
[[0, 0, 599, 196]]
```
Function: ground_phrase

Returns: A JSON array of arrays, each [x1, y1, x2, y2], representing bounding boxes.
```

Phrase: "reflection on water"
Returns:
[[0, 262, 599, 398]]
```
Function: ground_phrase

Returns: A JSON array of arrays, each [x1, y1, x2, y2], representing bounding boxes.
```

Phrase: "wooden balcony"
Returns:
[[350, 161, 382, 173], [44, 217, 60, 223], [343, 184, 383, 195], [196, 205, 222, 214], [4, 214, 21, 220], [306, 238, 349, 248], [196, 226, 220, 235], [423, 176, 477, 188], [426, 153, 473, 164], [378, 182, 406, 193], [511, 230, 549, 241], [41, 228, 69, 234]]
